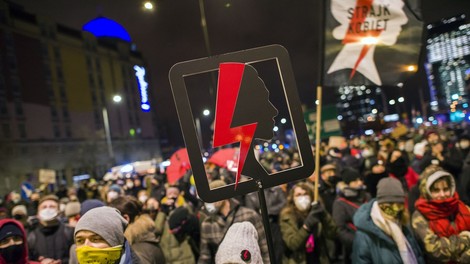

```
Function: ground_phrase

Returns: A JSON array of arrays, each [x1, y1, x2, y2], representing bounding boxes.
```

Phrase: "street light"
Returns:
[[103, 94, 122, 160]]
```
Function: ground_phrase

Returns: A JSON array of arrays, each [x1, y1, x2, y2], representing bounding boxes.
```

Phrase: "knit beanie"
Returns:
[[11, 205, 27, 216], [341, 167, 361, 184], [0, 223, 23, 241], [169, 207, 189, 231], [376, 177, 405, 204], [80, 199, 105, 216], [215, 221, 262, 264], [64, 201, 81, 217], [74, 206, 128, 247], [38, 194, 59, 206]]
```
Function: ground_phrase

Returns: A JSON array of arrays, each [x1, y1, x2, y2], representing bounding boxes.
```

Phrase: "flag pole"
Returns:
[[313, 0, 327, 202]]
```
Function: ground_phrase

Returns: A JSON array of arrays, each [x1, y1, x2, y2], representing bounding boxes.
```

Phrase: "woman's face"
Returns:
[[430, 178, 451, 200]]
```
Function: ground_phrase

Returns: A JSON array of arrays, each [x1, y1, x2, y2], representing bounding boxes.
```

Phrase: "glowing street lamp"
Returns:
[[143, 1, 154, 11], [103, 94, 122, 160]]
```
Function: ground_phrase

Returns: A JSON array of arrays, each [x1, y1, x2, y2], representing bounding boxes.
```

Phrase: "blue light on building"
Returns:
[[83, 17, 131, 42]]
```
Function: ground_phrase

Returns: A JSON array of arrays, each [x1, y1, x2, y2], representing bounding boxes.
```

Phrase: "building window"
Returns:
[[18, 123, 26, 139], [51, 107, 58, 119], [2, 123, 10, 138], [56, 67, 64, 80], [15, 101, 23, 116], [53, 46, 61, 61], [62, 106, 69, 119], [0, 98, 7, 115], [65, 125, 72, 138], [86, 56, 92, 68], [53, 125, 60, 138], [95, 59, 101, 71]]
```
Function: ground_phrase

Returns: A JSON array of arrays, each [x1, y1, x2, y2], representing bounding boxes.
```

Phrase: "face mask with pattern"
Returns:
[[379, 203, 404, 219], [76, 245, 123, 264]]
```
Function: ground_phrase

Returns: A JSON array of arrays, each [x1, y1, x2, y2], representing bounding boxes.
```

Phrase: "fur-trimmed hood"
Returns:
[[124, 214, 159, 245]]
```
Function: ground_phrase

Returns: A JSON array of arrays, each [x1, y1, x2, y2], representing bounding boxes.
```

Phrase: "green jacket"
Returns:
[[280, 208, 337, 264]]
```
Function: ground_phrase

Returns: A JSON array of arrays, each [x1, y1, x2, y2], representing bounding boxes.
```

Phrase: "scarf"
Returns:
[[370, 201, 418, 264], [415, 193, 470, 237]]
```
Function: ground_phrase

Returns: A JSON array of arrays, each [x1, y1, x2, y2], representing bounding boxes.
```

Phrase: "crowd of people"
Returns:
[[1, 123, 470, 264]]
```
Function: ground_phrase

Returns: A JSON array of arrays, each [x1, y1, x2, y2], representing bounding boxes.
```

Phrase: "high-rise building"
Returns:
[[425, 14, 470, 122], [0, 1, 161, 193]]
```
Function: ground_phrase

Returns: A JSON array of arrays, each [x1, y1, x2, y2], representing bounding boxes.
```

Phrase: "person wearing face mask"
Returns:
[[359, 144, 378, 175], [333, 168, 370, 263], [412, 167, 470, 263], [74, 206, 141, 264], [27, 195, 74, 263], [280, 182, 337, 264], [198, 180, 270, 264], [352, 177, 424, 264], [0, 219, 40, 264], [363, 160, 389, 198], [164, 207, 199, 263], [387, 149, 420, 191], [316, 164, 340, 214]]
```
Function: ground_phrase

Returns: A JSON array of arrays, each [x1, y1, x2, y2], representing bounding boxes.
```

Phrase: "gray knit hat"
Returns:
[[74, 206, 128, 247], [215, 221, 262, 264], [64, 201, 81, 217], [376, 177, 405, 204]]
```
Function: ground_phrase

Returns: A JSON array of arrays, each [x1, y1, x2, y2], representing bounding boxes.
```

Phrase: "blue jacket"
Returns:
[[351, 199, 425, 264]]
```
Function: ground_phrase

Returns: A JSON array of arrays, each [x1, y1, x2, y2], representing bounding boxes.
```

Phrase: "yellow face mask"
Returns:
[[76, 245, 123, 264]]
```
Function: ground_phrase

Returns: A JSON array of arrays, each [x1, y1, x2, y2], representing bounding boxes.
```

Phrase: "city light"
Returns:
[[389, 99, 396, 105], [143, 1, 154, 10], [203, 109, 210, 116], [398, 97, 404, 103], [406, 65, 417, 72], [113, 95, 122, 103], [280, 118, 287, 124], [273, 126, 279, 132]]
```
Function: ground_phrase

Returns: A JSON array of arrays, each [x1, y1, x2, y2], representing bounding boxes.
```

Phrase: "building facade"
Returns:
[[0, 1, 161, 194]]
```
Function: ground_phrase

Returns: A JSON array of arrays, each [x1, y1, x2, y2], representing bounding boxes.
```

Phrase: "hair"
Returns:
[[109, 195, 142, 224], [280, 181, 314, 225], [419, 165, 446, 199]]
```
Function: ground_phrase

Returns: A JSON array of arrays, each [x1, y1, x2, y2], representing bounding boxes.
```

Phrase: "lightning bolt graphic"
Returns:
[[343, 0, 383, 80], [213, 63, 257, 189]]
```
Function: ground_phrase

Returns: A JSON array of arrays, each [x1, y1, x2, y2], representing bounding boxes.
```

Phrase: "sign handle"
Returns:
[[313, 85, 322, 203], [256, 180, 276, 264]]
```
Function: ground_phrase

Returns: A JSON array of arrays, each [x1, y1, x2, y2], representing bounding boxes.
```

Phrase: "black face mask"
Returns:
[[328, 175, 340, 186], [389, 157, 407, 177], [0, 244, 23, 263]]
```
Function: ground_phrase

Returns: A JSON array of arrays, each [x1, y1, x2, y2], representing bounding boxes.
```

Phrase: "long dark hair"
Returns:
[[109, 195, 143, 224]]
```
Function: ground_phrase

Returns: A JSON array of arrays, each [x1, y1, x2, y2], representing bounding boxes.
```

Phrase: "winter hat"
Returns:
[[11, 205, 27, 216], [38, 194, 59, 206], [376, 177, 405, 204], [169, 207, 189, 231], [425, 170, 455, 197], [75, 206, 128, 247], [108, 184, 122, 194], [0, 223, 23, 241], [80, 199, 105, 216], [65, 201, 81, 217], [341, 167, 361, 184], [215, 222, 262, 264], [320, 164, 336, 174]]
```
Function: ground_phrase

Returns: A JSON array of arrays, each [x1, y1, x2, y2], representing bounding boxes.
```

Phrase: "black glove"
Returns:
[[303, 202, 325, 231]]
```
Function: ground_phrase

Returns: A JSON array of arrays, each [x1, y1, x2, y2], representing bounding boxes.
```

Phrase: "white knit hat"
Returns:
[[215, 221, 262, 264]]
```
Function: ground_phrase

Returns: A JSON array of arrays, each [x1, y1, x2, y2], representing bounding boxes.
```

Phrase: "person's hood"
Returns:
[[124, 214, 158, 245], [419, 170, 455, 200], [352, 199, 395, 247], [0, 219, 28, 264]]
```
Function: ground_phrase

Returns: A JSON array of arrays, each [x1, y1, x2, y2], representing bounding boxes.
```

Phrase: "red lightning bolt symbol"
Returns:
[[213, 63, 257, 189], [343, 0, 383, 80]]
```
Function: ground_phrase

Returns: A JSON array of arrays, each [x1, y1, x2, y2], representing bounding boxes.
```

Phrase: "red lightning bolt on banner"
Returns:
[[213, 63, 257, 189], [343, 0, 383, 80]]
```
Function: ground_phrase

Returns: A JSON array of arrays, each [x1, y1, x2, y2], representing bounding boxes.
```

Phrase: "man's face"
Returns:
[[321, 169, 335, 182], [38, 200, 59, 211], [75, 230, 110, 249], [166, 187, 180, 199]]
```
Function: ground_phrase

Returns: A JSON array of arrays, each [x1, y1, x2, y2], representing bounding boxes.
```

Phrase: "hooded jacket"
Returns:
[[411, 170, 470, 263], [0, 219, 39, 264], [125, 214, 165, 264], [352, 199, 425, 264]]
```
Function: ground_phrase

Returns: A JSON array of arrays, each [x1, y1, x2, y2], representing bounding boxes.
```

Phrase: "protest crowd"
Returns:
[[1, 123, 470, 264]]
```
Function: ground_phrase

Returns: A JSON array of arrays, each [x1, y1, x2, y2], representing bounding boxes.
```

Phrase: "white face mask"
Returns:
[[138, 195, 148, 203], [39, 208, 58, 222], [205, 203, 217, 214], [294, 195, 311, 212], [126, 182, 134, 189], [107, 191, 119, 202], [362, 149, 373, 158]]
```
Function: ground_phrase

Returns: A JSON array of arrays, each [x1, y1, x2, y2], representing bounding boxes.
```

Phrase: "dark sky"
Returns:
[[8, 0, 470, 145]]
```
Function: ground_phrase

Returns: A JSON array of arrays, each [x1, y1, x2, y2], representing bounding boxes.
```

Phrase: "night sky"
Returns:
[[8, 0, 470, 145]]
